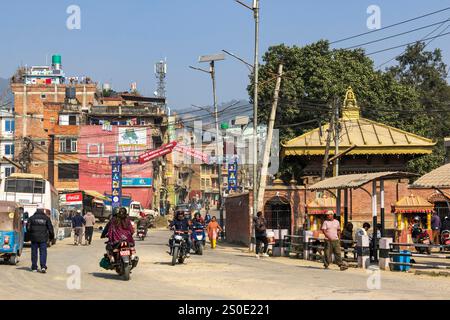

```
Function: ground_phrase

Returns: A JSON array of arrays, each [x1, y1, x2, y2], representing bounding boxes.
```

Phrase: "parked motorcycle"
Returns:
[[169, 230, 189, 266], [191, 225, 206, 255], [101, 238, 139, 281], [441, 230, 450, 250], [413, 228, 431, 254]]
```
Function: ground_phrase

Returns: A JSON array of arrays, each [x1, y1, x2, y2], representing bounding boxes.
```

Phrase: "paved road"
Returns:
[[1, 228, 450, 300]]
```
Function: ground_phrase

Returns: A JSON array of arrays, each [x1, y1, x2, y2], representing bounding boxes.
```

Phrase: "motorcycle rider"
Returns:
[[411, 216, 422, 241], [192, 212, 205, 226], [101, 207, 135, 262], [169, 211, 192, 257], [136, 212, 149, 237]]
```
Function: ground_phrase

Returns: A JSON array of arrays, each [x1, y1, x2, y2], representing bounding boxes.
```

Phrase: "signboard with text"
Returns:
[[111, 161, 122, 208], [228, 162, 238, 191]]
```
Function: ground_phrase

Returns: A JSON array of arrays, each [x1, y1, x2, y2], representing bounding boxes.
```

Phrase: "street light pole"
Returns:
[[210, 61, 225, 230], [189, 53, 226, 230]]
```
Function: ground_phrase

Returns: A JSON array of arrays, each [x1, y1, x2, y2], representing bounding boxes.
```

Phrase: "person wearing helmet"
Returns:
[[169, 211, 192, 256], [411, 216, 422, 240]]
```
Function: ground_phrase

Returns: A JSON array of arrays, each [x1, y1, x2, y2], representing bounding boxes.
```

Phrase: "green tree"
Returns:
[[249, 40, 449, 178]]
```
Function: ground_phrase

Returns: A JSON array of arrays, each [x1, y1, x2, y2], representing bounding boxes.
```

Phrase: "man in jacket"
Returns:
[[27, 204, 54, 273], [83, 211, 96, 245], [254, 211, 269, 258], [72, 210, 86, 246]]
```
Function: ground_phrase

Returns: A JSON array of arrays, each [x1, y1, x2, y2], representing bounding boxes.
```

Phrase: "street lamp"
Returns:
[[189, 53, 226, 230]]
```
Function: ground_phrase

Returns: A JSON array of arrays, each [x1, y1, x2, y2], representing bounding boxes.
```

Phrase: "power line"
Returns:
[[366, 30, 450, 55], [376, 18, 450, 69], [344, 18, 450, 50], [331, 6, 450, 44]]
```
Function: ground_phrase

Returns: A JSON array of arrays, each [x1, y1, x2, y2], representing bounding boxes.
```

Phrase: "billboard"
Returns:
[[118, 127, 147, 147], [78, 126, 154, 207], [122, 178, 153, 187]]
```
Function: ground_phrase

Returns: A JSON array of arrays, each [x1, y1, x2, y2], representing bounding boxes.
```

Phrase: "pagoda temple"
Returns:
[[281, 87, 436, 180]]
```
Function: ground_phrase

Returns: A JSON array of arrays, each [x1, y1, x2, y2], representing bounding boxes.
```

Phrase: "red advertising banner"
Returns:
[[174, 144, 210, 163], [139, 141, 177, 164], [78, 126, 154, 208], [66, 193, 82, 202]]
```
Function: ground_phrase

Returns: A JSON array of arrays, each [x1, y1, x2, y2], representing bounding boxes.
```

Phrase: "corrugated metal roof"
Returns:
[[412, 163, 450, 188], [308, 171, 416, 190]]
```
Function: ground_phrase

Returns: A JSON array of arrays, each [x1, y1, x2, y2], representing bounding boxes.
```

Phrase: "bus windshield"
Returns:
[[5, 178, 46, 194]]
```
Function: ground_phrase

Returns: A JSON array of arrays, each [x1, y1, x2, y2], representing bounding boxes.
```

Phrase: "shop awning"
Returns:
[[84, 190, 109, 201], [308, 171, 417, 191]]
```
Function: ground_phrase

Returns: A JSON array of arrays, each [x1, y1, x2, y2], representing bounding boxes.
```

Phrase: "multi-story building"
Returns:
[[11, 55, 97, 182], [0, 109, 16, 179]]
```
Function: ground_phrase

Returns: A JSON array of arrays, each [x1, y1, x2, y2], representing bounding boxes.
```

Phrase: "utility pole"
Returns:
[[257, 64, 283, 212], [333, 99, 340, 177], [321, 108, 334, 181], [236, 0, 260, 250]]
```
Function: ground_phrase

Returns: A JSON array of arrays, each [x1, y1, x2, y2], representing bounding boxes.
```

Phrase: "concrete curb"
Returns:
[[414, 270, 450, 277]]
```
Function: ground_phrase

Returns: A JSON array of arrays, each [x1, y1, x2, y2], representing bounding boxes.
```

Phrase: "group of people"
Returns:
[[71, 210, 96, 246], [169, 210, 223, 256]]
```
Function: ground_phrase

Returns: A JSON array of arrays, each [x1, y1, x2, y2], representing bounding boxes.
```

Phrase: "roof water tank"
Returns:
[[52, 55, 62, 65]]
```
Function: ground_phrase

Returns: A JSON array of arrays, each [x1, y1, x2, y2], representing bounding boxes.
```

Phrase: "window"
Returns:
[[4, 120, 14, 132], [59, 115, 79, 126], [201, 178, 206, 188], [5, 178, 45, 194], [5, 144, 14, 156], [58, 164, 79, 180], [4, 167, 14, 177], [69, 115, 77, 125], [59, 138, 77, 153], [41, 94, 46, 99]]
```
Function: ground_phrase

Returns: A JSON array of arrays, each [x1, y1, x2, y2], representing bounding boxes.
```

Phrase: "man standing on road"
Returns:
[[254, 211, 269, 258], [27, 204, 54, 273], [431, 211, 441, 245], [321, 211, 347, 271], [72, 210, 85, 246], [83, 211, 95, 245]]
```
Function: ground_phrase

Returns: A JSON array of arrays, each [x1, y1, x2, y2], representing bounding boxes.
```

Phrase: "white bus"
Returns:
[[0, 173, 59, 244]]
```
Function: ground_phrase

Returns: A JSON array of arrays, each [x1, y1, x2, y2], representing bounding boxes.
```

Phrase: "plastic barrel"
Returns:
[[393, 250, 411, 271]]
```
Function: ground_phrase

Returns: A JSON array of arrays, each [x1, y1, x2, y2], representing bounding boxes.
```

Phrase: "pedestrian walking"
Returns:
[[431, 211, 441, 245], [321, 211, 347, 270], [206, 216, 223, 249], [72, 210, 85, 246], [341, 222, 354, 259], [83, 211, 96, 245], [254, 211, 269, 258], [26, 204, 54, 273]]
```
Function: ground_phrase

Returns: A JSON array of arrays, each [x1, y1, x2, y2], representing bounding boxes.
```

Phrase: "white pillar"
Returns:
[[357, 234, 370, 269], [379, 237, 393, 270], [303, 230, 313, 260]]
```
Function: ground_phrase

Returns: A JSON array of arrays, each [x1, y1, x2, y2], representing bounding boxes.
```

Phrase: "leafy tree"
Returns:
[[249, 40, 450, 178]]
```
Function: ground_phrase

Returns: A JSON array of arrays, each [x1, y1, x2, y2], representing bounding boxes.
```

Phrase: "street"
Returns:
[[2, 228, 450, 300]]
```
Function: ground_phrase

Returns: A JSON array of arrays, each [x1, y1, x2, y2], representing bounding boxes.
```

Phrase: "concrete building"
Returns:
[[0, 109, 16, 179]]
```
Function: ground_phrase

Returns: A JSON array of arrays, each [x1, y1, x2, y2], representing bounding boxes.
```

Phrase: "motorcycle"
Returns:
[[137, 226, 147, 241], [441, 230, 450, 250], [413, 228, 431, 254], [191, 225, 206, 255], [169, 230, 189, 266], [102, 237, 139, 281]]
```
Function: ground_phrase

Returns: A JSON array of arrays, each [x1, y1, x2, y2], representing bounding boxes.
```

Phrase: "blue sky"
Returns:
[[0, 0, 449, 111]]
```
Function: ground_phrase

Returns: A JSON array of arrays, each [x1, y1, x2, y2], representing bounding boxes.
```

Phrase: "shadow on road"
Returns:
[[90, 272, 120, 280]]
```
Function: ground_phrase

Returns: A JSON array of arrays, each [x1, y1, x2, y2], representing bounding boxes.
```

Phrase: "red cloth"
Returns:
[[107, 218, 135, 244]]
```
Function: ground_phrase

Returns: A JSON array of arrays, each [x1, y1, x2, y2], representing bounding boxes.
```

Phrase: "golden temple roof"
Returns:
[[394, 194, 433, 213], [281, 87, 435, 157]]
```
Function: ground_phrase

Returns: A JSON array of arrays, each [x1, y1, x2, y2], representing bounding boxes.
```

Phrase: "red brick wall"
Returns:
[[225, 193, 250, 245]]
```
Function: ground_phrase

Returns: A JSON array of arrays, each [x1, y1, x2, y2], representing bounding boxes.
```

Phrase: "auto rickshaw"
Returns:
[[0, 202, 25, 265]]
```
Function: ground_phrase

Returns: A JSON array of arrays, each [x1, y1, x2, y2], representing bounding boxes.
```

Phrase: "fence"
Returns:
[[388, 242, 450, 270]]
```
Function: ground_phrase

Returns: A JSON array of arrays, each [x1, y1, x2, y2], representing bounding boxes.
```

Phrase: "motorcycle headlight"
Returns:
[[197, 235, 203, 240], [175, 235, 183, 241]]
